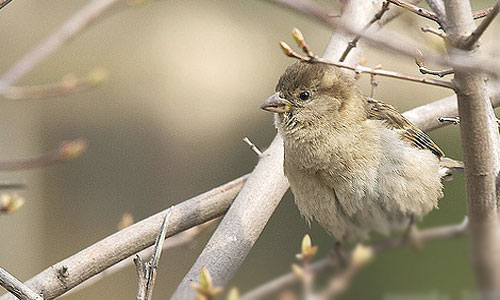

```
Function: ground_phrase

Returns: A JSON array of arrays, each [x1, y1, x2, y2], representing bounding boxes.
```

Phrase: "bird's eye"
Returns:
[[299, 91, 311, 101]]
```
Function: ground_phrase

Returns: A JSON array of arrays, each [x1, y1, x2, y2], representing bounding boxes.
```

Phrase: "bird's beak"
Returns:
[[260, 92, 292, 114]]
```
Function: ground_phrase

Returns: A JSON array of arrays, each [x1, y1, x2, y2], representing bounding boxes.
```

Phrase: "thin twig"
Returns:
[[242, 137, 263, 157], [421, 26, 447, 38], [0, 0, 122, 92], [134, 209, 172, 300], [0, 0, 14, 11], [0, 139, 87, 170], [0, 181, 26, 190], [387, 0, 439, 23], [1, 70, 107, 101], [63, 219, 218, 297], [474, 6, 495, 19], [281, 36, 455, 90], [462, 1, 500, 50], [0, 268, 43, 300], [0, 175, 248, 300], [241, 219, 468, 300], [415, 50, 453, 77], [339, 1, 390, 62], [438, 116, 460, 125]]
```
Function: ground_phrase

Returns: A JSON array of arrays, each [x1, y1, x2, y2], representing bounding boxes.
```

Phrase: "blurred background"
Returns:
[[0, 0, 498, 299]]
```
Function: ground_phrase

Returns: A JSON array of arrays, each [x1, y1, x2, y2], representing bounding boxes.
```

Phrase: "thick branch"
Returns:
[[170, 1, 383, 299], [0, 175, 248, 300], [444, 0, 500, 297]]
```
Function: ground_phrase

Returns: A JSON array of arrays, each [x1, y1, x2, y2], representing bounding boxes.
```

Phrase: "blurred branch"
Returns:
[[444, 0, 500, 297], [0, 175, 248, 300], [134, 209, 171, 300], [0, 181, 25, 190], [1, 69, 107, 101], [2, 82, 500, 299], [241, 219, 468, 300], [0, 268, 43, 300], [281, 31, 455, 90], [0, 0, 14, 11], [474, 6, 495, 19], [0, 0, 122, 92], [0, 139, 87, 170], [339, 1, 390, 62], [268, 0, 500, 76]]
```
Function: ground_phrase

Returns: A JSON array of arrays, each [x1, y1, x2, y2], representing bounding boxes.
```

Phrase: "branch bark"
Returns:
[[0, 175, 248, 300], [0, 268, 43, 300], [170, 1, 384, 298], [443, 1, 500, 297]]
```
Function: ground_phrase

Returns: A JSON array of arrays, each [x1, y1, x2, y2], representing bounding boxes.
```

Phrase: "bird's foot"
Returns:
[[402, 216, 423, 250], [329, 241, 348, 268]]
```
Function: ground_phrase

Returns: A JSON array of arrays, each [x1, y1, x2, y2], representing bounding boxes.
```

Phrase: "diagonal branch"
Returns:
[[241, 219, 468, 300], [0, 0, 122, 93], [387, 0, 439, 23], [0, 175, 248, 300], [339, 1, 390, 62], [0, 0, 14, 11], [462, 1, 500, 50]]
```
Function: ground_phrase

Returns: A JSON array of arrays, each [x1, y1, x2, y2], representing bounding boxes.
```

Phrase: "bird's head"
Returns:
[[261, 62, 364, 131]]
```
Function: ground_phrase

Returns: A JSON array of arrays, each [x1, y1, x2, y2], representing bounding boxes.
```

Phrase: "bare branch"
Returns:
[[425, 0, 447, 25], [281, 35, 455, 90], [0, 139, 87, 170], [445, 0, 500, 296], [134, 209, 172, 300], [241, 220, 468, 300], [474, 6, 495, 19], [1, 70, 107, 101], [0, 175, 248, 300], [0, 268, 43, 300], [0, 0, 14, 11], [462, 1, 500, 50], [0, 0, 122, 92], [63, 219, 218, 297], [0, 182, 25, 190], [339, 1, 390, 62], [387, 0, 439, 23], [242, 137, 263, 157], [421, 26, 447, 39], [415, 50, 454, 77]]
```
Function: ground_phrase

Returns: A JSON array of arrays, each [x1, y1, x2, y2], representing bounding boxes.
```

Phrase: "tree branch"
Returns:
[[444, 0, 500, 297], [0, 0, 14, 11], [0, 175, 248, 300], [387, 0, 439, 23], [170, 1, 384, 299], [0, 268, 43, 300], [241, 219, 468, 300], [462, 1, 500, 50], [0, 139, 87, 170], [0, 0, 122, 93]]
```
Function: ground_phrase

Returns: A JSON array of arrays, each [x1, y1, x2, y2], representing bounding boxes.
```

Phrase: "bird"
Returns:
[[261, 61, 462, 241]]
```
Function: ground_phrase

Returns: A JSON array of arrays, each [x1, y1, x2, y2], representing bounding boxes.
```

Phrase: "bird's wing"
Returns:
[[365, 98, 444, 158]]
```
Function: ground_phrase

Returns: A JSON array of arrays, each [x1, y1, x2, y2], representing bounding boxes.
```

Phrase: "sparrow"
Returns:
[[261, 61, 461, 241]]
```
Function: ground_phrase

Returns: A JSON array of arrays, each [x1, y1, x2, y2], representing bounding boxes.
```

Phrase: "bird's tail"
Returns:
[[439, 157, 464, 181]]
